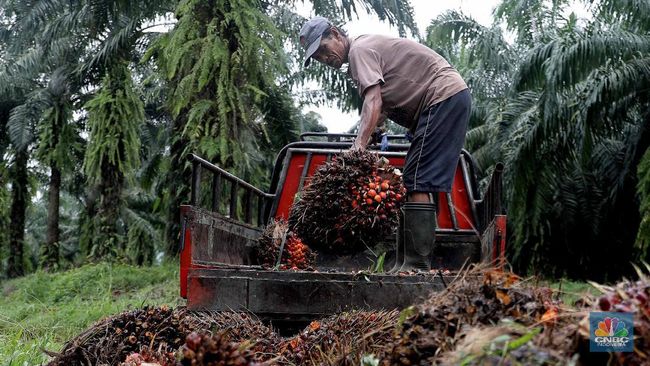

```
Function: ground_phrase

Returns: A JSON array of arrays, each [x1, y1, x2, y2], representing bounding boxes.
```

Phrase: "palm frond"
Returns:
[[546, 30, 650, 90], [80, 14, 141, 76], [425, 10, 512, 74], [7, 88, 50, 150]]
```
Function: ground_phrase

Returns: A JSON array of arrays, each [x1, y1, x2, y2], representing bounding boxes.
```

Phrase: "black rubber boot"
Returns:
[[387, 212, 404, 274], [399, 202, 436, 272]]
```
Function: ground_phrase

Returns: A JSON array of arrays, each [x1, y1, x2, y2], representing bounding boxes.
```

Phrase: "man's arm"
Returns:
[[352, 84, 383, 150]]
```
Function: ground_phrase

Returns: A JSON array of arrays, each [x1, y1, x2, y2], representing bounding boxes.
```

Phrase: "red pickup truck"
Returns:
[[178, 133, 505, 329]]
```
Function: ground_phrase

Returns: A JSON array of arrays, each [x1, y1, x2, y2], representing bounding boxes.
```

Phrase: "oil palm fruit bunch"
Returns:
[[282, 234, 315, 270], [121, 349, 176, 366], [289, 149, 405, 254], [279, 310, 399, 365], [180, 331, 260, 366], [49, 306, 187, 365], [255, 219, 316, 270]]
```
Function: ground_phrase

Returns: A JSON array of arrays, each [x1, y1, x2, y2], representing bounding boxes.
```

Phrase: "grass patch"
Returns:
[[545, 279, 599, 306], [0, 261, 181, 365]]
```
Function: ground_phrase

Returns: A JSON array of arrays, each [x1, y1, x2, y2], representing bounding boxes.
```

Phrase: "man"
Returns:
[[300, 16, 471, 272]]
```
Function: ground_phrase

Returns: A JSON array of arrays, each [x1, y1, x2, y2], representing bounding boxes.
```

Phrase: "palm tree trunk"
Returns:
[[7, 149, 28, 278], [90, 159, 124, 261], [42, 112, 62, 270], [42, 163, 61, 271]]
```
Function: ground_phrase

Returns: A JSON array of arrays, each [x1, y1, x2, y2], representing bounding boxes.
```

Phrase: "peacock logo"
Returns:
[[594, 317, 629, 337], [590, 312, 633, 352]]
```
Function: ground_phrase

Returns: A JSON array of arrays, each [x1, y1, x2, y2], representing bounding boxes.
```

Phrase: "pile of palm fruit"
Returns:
[[47, 265, 650, 366]]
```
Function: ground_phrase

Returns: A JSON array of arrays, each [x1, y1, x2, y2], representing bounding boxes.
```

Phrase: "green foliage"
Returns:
[[422, 0, 650, 279], [0, 262, 180, 365], [124, 193, 163, 266], [505, 4, 650, 279], [299, 111, 328, 133], [459, 325, 543, 366], [0, 0, 172, 273], [34, 70, 77, 171], [495, 0, 572, 46], [260, 84, 300, 149], [0, 163, 9, 276], [148, 0, 289, 180], [84, 63, 144, 185], [636, 147, 650, 261], [83, 63, 145, 261]]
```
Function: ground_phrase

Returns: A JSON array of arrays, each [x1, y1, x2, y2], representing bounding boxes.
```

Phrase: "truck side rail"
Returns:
[[188, 154, 275, 227], [477, 162, 505, 232], [300, 132, 410, 143]]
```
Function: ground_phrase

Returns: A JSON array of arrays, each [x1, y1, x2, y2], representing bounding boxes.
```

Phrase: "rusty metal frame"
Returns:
[[188, 154, 275, 227]]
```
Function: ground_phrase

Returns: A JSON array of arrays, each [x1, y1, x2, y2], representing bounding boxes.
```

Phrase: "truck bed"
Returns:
[[180, 140, 506, 327]]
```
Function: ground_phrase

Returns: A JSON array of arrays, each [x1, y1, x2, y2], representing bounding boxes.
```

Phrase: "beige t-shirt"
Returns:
[[348, 34, 468, 129]]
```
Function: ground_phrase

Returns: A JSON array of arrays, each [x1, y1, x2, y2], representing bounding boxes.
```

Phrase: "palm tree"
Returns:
[[6, 148, 28, 277], [83, 62, 145, 260], [35, 70, 76, 270], [0, 102, 10, 275], [0, 0, 175, 269], [489, 0, 649, 279], [421, 0, 650, 279], [0, 99, 22, 277]]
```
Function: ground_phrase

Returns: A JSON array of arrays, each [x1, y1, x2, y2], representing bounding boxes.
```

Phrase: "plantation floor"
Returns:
[[0, 262, 597, 366], [0, 262, 182, 366]]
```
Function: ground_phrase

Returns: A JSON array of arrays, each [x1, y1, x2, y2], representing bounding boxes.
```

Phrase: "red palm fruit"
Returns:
[[374, 195, 382, 203], [369, 182, 376, 190], [366, 198, 373, 205], [598, 297, 611, 311], [395, 194, 402, 201], [381, 182, 390, 191], [379, 192, 387, 199], [368, 189, 377, 197]]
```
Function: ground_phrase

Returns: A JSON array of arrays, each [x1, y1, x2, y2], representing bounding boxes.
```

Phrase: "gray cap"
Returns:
[[299, 16, 332, 67]]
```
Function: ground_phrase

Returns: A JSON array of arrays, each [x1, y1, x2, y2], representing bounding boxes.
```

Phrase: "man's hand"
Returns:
[[351, 140, 366, 151]]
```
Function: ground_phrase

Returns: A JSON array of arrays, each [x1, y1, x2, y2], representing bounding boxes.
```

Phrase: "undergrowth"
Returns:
[[0, 261, 180, 365]]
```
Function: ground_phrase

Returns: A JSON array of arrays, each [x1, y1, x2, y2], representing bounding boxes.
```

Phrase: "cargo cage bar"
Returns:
[[188, 145, 503, 234], [477, 162, 504, 232], [300, 132, 410, 143], [188, 154, 275, 227]]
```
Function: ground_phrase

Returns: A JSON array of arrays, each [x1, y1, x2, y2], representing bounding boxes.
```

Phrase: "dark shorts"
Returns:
[[403, 89, 471, 193]]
